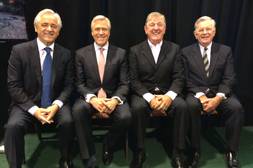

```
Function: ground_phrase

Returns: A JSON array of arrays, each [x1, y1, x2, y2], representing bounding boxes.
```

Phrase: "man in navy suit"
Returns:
[[72, 15, 131, 167], [129, 12, 187, 168], [5, 9, 74, 168], [182, 16, 244, 168]]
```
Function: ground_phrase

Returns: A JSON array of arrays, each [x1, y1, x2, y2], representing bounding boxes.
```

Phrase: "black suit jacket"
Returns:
[[182, 43, 235, 96], [7, 39, 74, 112], [129, 40, 184, 96], [75, 44, 129, 102]]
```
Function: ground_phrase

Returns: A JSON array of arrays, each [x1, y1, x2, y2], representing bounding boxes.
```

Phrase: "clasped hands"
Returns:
[[34, 104, 59, 124], [199, 95, 223, 114], [90, 97, 119, 119], [150, 95, 172, 117]]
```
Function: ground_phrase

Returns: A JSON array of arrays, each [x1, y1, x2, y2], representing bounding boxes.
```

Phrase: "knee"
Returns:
[[5, 122, 23, 135], [72, 101, 91, 119], [118, 112, 132, 127]]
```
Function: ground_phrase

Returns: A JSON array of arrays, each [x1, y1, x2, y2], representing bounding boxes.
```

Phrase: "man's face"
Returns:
[[144, 16, 166, 45], [194, 20, 216, 47], [91, 20, 110, 47], [35, 14, 60, 45]]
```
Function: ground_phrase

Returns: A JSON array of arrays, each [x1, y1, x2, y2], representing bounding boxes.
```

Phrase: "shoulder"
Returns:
[[12, 40, 36, 51], [129, 40, 147, 52], [109, 44, 126, 54], [182, 43, 196, 53], [76, 44, 93, 55], [213, 43, 231, 52], [163, 40, 180, 49]]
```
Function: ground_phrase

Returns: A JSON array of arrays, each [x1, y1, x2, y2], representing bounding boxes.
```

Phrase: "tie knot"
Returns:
[[44, 47, 52, 54], [99, 47, 105, 53], [204, 47, 208, 51]]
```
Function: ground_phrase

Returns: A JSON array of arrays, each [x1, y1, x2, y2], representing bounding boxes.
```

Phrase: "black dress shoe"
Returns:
[[130, 151, 146, 168], [59, 159, 74, 168], [83, 155, 99, 168], [171, 157, 184, 168], [225, 152, 239, 168], [102, 143, 113, 165], [188, 152, 200, 168]]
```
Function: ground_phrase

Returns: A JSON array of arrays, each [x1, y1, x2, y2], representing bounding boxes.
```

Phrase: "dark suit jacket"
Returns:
[[182, 43, 235, 96], [129, 40, 184, 96], [75, 44, 129, 102], [7, 39, 74, 112]]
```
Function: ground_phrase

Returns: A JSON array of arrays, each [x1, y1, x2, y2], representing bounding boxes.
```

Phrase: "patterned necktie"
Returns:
[[41, 47, 52, 107], [203, 47, 209, 77], [97, 47, 107, 98]]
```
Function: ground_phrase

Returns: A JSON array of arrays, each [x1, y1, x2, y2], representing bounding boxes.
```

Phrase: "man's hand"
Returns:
[[34, 108, 52, 124], [90, 97, 108, 113], [104, 98, 119, 114], [45, 104, 60, 123], [199, 95, 222, 113], [203, 96, 222, 112], [155, 95, 172, 111], [150, 95, 162, 110]]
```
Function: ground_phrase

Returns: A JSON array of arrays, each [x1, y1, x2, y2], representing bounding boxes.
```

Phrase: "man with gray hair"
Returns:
[[182, 16, 244, 168], [129, 12, 187, 168], [5, 9, 74, 168], [72, 15, 131, 167]]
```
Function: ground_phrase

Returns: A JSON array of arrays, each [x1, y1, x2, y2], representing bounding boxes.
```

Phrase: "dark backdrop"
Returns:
[[1, 0, 253, 139]]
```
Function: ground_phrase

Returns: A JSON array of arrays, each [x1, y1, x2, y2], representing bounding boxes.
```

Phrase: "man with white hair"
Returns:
[[5, 9, 74, 168], [182, 16, 244, 168]]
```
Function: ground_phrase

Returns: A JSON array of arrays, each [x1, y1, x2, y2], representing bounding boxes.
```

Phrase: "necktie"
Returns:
[[203, 47, 209, 77], [97, 47, 107, 98], [41, 47, 52, 107]]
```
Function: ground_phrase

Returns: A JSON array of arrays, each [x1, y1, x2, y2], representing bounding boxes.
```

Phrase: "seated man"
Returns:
[[72, 15, 131, 168], [5, 9, 74, 168], [128, 12, 188, 168], [182, 16, 244, 168]]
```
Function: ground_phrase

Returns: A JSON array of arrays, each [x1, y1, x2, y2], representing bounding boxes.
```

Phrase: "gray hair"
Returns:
[[194, 16, 216, 30], [91, 15, 111, 30], [145, 12, 166, 26], [34, 9, 62, 29]]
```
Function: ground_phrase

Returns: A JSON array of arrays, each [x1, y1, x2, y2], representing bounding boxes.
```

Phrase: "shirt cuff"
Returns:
[[85, 94, 96, 103], [28, 105, 39, 115], [143, 93, 155, 103], [165, 91, 177, 100], [216, 92, 227, 99], [195, 92, 205, 99], [53, 100, 63, 108], [112, 96, 123, 105]]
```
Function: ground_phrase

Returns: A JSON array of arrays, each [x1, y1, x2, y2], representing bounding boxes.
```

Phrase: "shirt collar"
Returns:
[[147, 39, 163, 49], [94, 42, 109, 51], [37, 38, 54, 52], [199, 42, 212, 52]]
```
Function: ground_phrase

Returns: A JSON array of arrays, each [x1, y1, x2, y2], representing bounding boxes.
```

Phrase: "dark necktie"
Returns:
[[203, 47, 209, 77], [41, 47, 52, 107]]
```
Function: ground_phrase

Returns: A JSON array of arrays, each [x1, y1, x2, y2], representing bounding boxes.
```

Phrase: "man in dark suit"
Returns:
[[129, 12, 187, 168], [5, 9, 74, 168], [72, 15, 131, 168], [182, 16, 244, 168]]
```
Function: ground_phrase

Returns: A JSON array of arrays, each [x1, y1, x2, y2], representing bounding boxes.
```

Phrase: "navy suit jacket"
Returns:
[[7, 39, 74, 112], [182, 43, 235, 96], [75, 44, 129, 102]]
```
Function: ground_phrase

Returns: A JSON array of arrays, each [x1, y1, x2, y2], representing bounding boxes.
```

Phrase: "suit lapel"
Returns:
[[103, 45, 114, 83], [141, 41, 156, 69], [192, 44, 208, 79], [52, 44, 61, 86], [156, 41, 168, 67], [31, 40, 42, 84], [208, 43, 219, 76], [90, 45, 101, 83]]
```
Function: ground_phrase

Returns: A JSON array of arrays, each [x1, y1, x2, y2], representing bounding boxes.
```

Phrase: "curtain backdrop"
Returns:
[[1, 0, 253, 128]]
